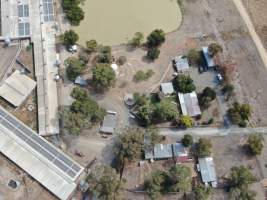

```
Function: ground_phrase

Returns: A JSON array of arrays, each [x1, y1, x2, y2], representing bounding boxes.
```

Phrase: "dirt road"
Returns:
[[232, 0, 267, 68]]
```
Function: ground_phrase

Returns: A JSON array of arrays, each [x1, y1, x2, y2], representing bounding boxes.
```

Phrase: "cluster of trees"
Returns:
[[137, 97, 179, 126], [174, 74, 196, 93], [146, 29, 165, 60], [228, 102, 252, 127], [133, 70, 154, 82], [113, 127, 161, 172], [86, 165, 125, 200], [227, 166, 257, 200], [65, 57, 85, 81], [59, 87, 106, 134], [144, 165, 192, 200], [198, 87, 216, 109], [62, 0, 84, 25]]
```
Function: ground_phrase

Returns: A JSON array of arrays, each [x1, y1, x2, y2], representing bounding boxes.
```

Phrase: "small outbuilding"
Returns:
[[202, 47, 215, 68], [173, 56, 190, 73], [197, 157, 217, 188], [0, 70, 36, 107], [153, 144, 173, 160], [160, 82, 174, 96], [172, 143, 189, 163], [99, 113, 117, 134], [178, 92, 201, 117]]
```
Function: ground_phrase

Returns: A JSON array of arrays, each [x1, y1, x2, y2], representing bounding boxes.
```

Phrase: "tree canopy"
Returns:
[[65, 57, 85, 81], [199, 87, 216, 109], [92, 63, 116, 92], [62, 30, 79, 46], [247, 133, 264, 155], [195, 138, 212, 157], [97, 45, 112, 64], [86, 39, 98, 53], [62, 0, 84, 25], [192, 185, 212, 200], [146, 29, 165, 48], [174, 74, 196, 93], [228, 102, 252, 127], [147, 48, 160, 60], [187, 49, 201, 65], [182, 134, 193, 147], [86, 165, 124, 200], [59, 87, 106, 134], [228, 166, 257, 200], [178, 115, 193, 128]]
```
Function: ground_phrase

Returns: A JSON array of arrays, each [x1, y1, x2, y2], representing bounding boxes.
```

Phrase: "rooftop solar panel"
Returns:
[[0, 107, 83, 180]]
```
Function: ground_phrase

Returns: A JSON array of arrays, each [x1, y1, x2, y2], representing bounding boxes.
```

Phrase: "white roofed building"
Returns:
[[178, 92, 201, 117], [0, 70, 36, 107]]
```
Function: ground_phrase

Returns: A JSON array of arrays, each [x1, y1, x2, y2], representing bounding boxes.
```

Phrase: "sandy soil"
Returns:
[[211, 135, 267, 200], [242, 0, 267, 50]]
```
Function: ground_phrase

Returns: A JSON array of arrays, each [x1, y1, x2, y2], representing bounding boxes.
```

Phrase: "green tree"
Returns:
[[133, 93, 148, 106], [228, 166, 257, 200], [133, 70, 154, 82], [222, 84, 234, 98], [192, 185, 212, 200], [228, 166, 256, 188], [137, 104, 155, 126], [128, 32, 144, 47], [92, 63, 116, 92], [146, 29, 165, 48], [174, 74, 196, 93], [187, 49, 201, 65], [179, 115, 193, 128], [208, 43, 223, 57], [153, 99, 179, 122], [247, 133, 264, 155], [87, 165, 124, 200], [97, 45, 112, 63], [65, 5, 84, 26], [147, 48, 160, 60], [86, 39, 98, 53], [65, 57, 85, 81], [228, 102, 252, 127], [164, 165, 192, 193], [62, 30, 79, 46], [144, 170, 165, 200], [196, 138, 212, 157], [199, 87, 216, 109], [113, 127, 145, 171], [182, 134, 193, 147]]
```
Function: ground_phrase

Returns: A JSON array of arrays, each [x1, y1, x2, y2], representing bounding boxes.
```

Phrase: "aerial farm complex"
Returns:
[[1, 0, 267, 200]]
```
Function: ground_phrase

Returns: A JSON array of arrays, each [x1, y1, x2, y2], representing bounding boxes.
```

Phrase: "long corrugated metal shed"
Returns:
[[0, 106, 84, 200]]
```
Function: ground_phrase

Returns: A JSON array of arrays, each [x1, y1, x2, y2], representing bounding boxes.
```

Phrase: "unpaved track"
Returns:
[[232, 0, 267, 68]]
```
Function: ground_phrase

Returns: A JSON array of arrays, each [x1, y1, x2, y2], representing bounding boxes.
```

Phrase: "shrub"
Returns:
[[196, 138, 212, 157], [208, 43, 223, 57], [117, 56, 127, 65], [187, 49, 201, 65], [247, 133, 264, 155], [128, 32, 144, 47], [199, 87, 216, 109], [147, 48, 160, 60], [86, 39, 98, 53], [179, 115, 193, 128], [181, 134, 193, 147], [228, 102, 252, 126], [133, 70, 154, 82], [97, 45, 112, 64]]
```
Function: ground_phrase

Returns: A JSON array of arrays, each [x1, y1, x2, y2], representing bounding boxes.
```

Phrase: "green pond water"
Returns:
[[74, 0, 182, 46]]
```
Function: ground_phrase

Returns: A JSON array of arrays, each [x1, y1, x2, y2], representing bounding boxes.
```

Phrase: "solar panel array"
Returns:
[[0, 108, 82, 179], [18, 22, 30, 36], [43, 0, 54, 22], [18, 4, 29, 17]]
